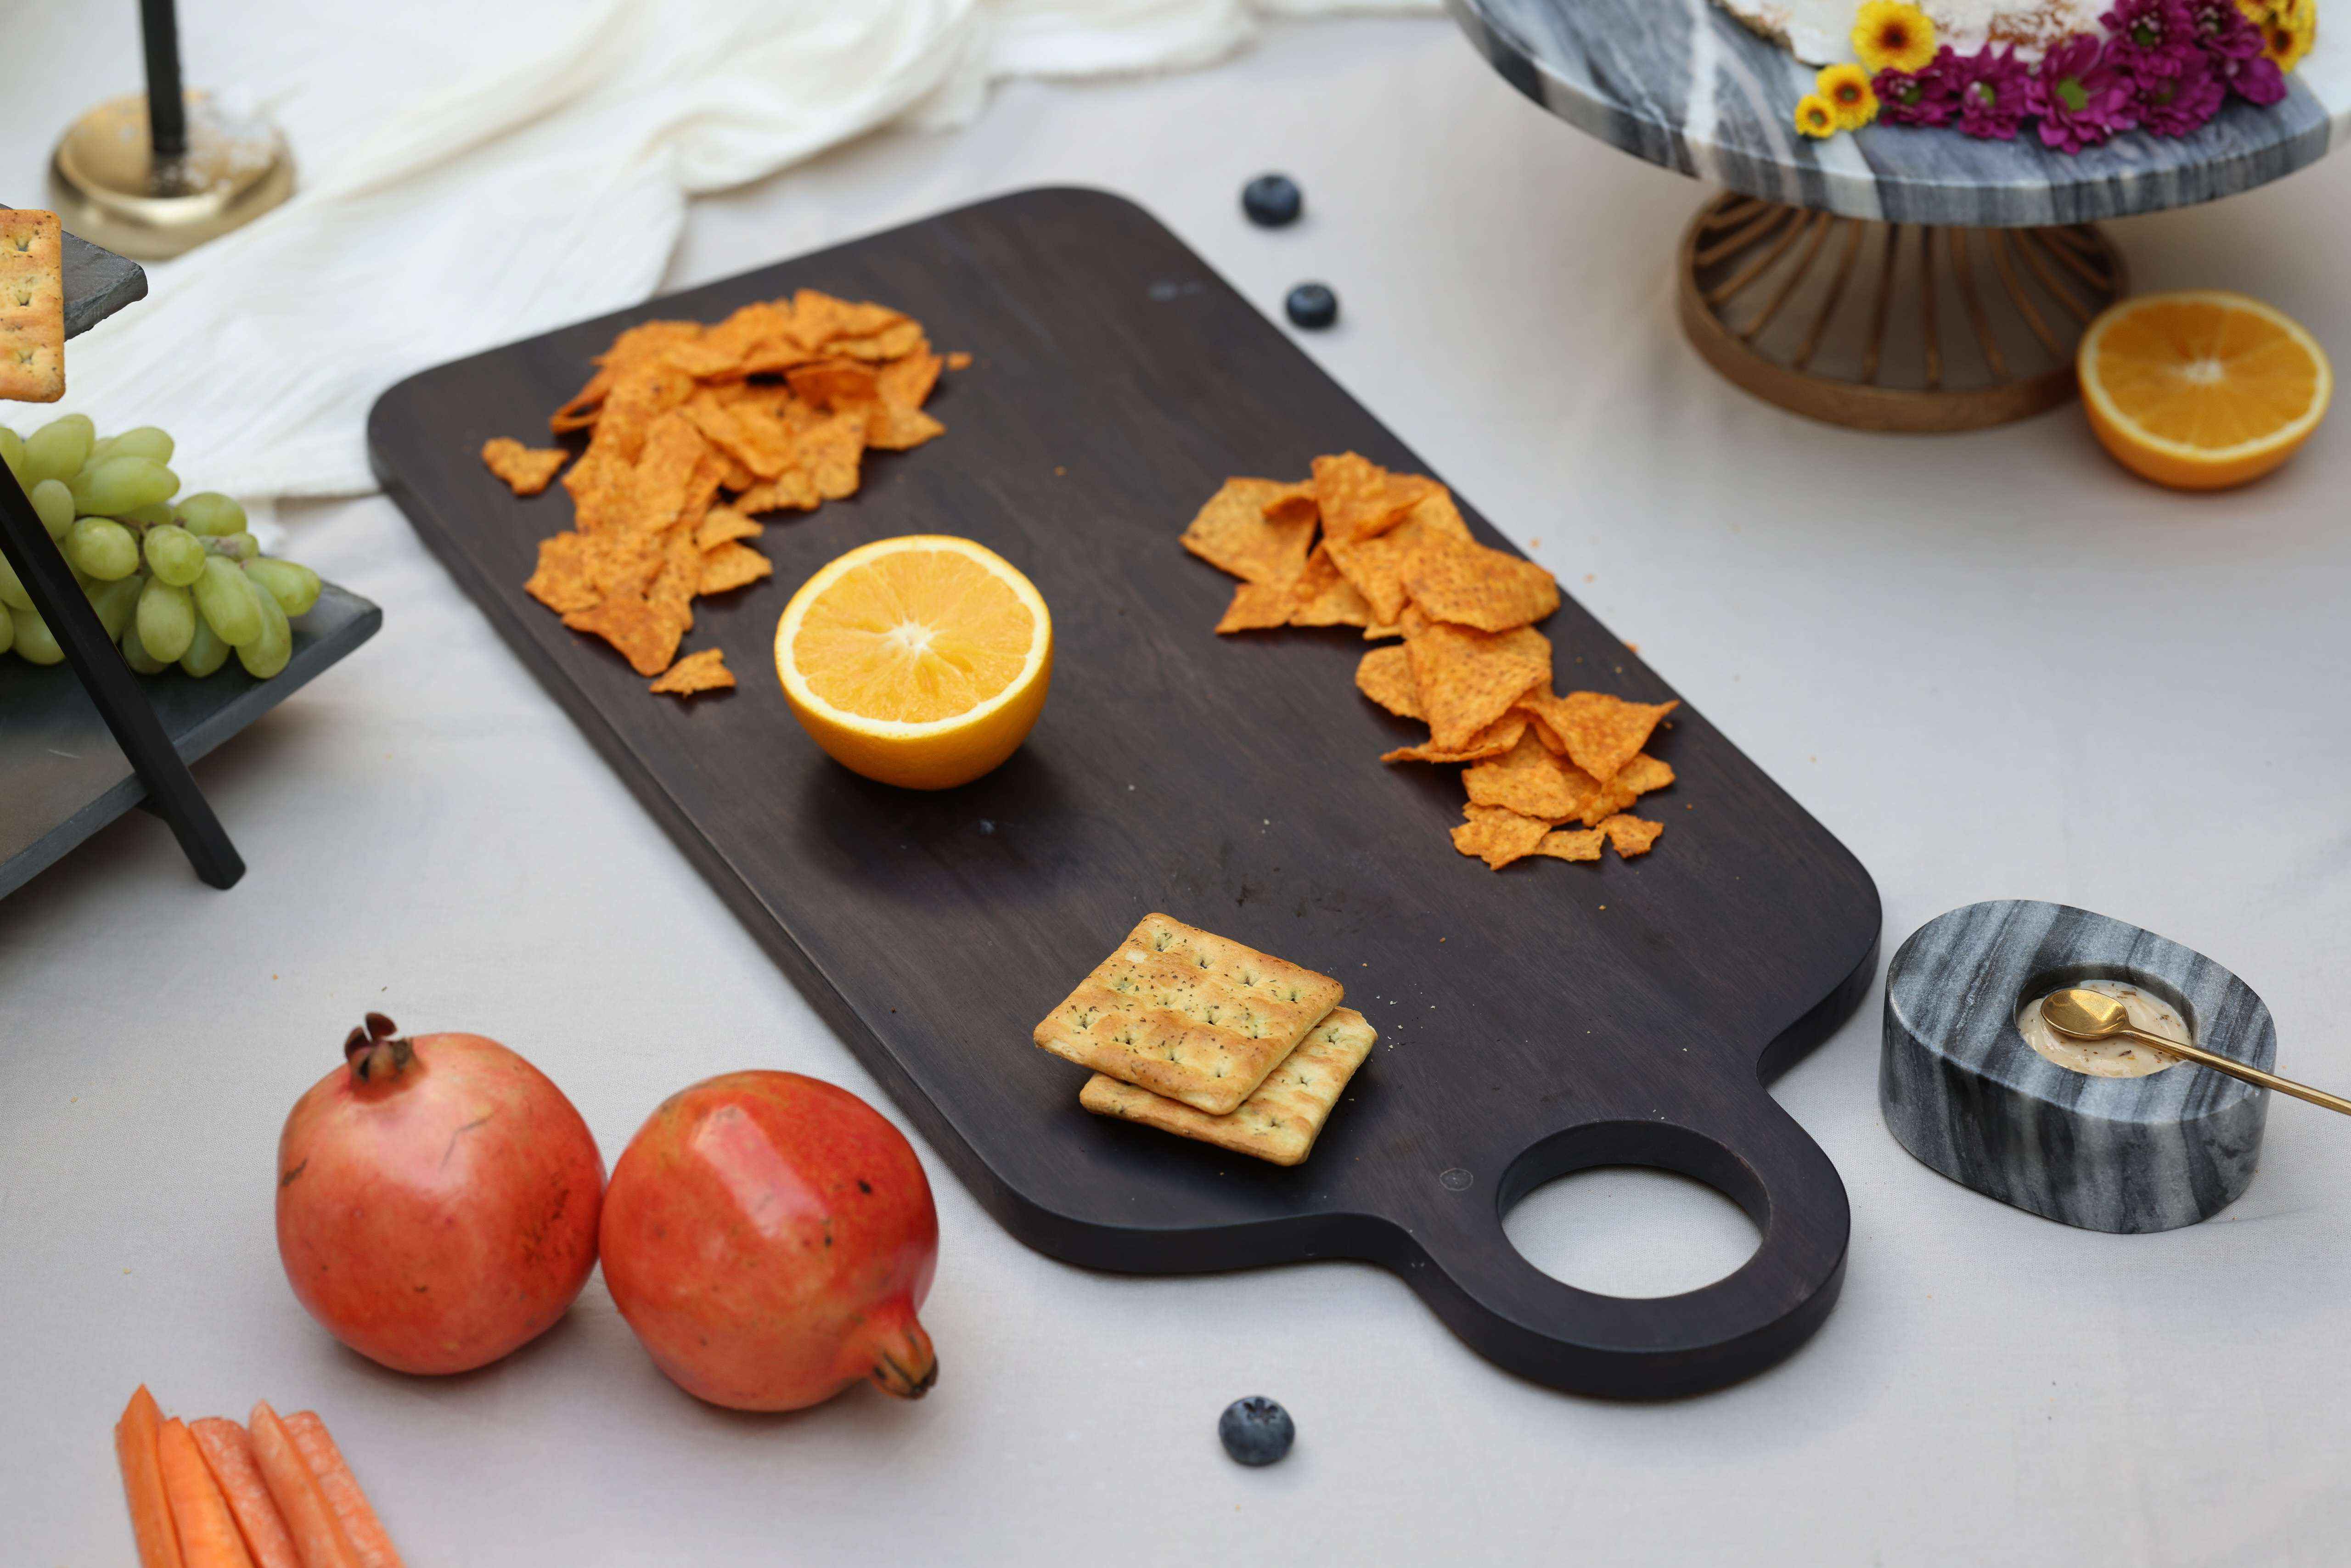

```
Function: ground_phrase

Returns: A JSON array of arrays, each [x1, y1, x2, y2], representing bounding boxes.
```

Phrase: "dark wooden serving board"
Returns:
[[370, 188, 1880, 1398]]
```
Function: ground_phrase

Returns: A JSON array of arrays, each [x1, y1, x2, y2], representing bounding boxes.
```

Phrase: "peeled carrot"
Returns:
[[284, 1412, 404, 1568], [116, 1385, 187, 1568], [247, 1403, 360, 1568], [158, 1419, 257, 1568], [191, 1418, 303, 1568]]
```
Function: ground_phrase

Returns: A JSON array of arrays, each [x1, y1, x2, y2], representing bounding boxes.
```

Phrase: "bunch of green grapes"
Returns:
[[0, 414, 321, 680]]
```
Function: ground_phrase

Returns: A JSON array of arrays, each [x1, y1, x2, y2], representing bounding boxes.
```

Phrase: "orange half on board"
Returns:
[[2078, 290, 2332, 490], [775, 534, 1052, 790]]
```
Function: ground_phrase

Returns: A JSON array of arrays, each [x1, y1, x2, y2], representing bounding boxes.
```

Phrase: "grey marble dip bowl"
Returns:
[[1882, 900, 2275, 1233]]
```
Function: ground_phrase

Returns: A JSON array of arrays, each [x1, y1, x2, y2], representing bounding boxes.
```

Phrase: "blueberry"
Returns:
[[1285, 283, 1338, 331], [1218, 1396, 1295, 1466], [1242, 174, 1302, 228]]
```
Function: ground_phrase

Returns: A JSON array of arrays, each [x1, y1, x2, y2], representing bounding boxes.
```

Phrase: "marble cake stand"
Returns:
[[1449, 0, 2351, 428]]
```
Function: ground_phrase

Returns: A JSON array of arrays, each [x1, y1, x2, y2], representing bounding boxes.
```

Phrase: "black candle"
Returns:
[[140, 0, 186, 158]]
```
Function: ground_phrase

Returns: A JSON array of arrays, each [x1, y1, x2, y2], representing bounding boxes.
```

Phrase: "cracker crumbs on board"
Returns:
[[1180, 451, 1678, 871], [481, 438, 570, 496], [515, 289, 969, 686], [649, 646, 734, 697]]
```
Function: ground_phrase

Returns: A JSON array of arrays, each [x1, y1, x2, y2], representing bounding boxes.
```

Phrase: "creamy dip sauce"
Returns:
[[2017, 979, 2189, 1078]]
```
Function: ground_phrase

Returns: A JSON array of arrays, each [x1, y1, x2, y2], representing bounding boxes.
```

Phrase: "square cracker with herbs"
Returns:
[[1034, 914, 1343, 1116], [0, 210, 65, 404], [1080, 1005, 1377, 1167]]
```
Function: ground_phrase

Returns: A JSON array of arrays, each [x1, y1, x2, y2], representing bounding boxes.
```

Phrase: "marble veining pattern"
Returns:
[[1450, 0, 2344, 224], [1881, 900, 2274, 1232]]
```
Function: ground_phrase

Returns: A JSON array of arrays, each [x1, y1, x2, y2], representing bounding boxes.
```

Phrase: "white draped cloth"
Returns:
[[62, 0, 1435, 500]]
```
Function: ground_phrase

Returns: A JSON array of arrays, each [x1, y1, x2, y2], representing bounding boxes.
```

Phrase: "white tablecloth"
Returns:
[[7, 14, 2350, 1567]]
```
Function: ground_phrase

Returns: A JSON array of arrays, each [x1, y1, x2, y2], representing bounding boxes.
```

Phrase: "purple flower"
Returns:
[[2028, 35, 2139, 151], [1950, 45, 2033, 138], [1876, 47, 1962, 126], [2215, 48, 2289, 102], [2134, 40, 2227, 131], [2187, 0, 2266, 56], [2101, 0, 2198, 79]]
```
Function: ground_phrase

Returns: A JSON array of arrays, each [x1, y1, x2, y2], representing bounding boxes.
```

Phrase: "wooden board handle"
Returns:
[[1400, 1098, 1850, 1399]]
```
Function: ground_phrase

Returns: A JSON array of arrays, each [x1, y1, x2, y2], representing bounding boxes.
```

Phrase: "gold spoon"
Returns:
[[2041, 987, 2351, 1116]]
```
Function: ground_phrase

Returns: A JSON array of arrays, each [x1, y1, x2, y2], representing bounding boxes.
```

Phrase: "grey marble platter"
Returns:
[[0, 584, 381, 899], [1882, 899, 2274, 1232], [1449, 0, 2350, 224]]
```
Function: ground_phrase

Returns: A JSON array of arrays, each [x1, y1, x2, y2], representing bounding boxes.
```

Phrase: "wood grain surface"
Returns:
[[368, 187, 1881, 1397]]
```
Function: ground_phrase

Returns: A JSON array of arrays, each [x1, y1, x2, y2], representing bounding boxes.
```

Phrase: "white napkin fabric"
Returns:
[[56, 0, 1434, 501]]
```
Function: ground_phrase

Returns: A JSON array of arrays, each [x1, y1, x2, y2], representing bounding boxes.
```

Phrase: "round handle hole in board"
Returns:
[[1502, 1166, 1762, 1300]]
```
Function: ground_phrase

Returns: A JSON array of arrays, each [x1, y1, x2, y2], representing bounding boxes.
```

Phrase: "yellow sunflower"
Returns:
[[1795, 93, 1839, 137], [1817, 62, 1881, 128], [1852, 1, 1939, 73]]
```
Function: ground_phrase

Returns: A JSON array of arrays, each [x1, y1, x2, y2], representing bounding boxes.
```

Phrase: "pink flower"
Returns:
[[2028, 35, 2139, 152], [1876, 47, 1962, 126], [2135, 40, 2227, 132], [1950, 45, 2032, 139]]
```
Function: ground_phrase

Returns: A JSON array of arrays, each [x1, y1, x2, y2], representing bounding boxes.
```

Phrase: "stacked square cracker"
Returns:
[[0, 210, 65, 404], [1181, 452, 1677, 871], [1035, 915, 1376, 1167]]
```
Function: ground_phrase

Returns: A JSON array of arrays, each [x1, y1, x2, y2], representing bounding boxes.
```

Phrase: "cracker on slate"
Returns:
[[1080, 1006, 1378, 1167], [1034, 914, 1344, 1115], [0, 210, 65, 404]]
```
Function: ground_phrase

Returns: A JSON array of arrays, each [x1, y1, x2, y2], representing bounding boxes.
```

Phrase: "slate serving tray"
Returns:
[[368, 188, 1881, 1398], [0, 584, 382, 899]]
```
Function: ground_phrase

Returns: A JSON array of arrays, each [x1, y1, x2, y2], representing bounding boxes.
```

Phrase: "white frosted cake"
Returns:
[[1716, 0, 2108, 63]]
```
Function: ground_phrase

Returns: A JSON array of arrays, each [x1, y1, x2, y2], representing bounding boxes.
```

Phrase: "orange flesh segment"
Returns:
[[791, 548, 1037, 723], [2091, 298, 2323, 450]]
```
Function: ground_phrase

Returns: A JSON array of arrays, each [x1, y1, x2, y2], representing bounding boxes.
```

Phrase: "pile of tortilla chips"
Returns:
[[499, 289, 966, 696], [1181, 453, 1676, 870]]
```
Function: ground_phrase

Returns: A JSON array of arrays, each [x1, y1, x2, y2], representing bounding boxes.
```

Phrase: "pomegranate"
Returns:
[[276, 1014, 605, 1375], [599, 1070, 939, 1411]]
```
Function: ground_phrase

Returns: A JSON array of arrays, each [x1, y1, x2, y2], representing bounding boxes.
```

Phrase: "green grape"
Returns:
[[12, 602, 61, 664], [85, 575, 141, 640], [145, 523, 207, 586], [179, 614, 231, 677], [236, 581, 292, 678], [136, 577, 197, 663], [70, 456, 178, 517], [22, 415, 93, 486], [0, 600, 12, 657], [244, 556, 321, 618], [176, 492, 247, 537], [30, 478, 74, 539], [110, 427, 174, 464], [205, 531, 258, 563], [85, 436, 118, 466], [0, 548, 28, 611], [0, 427, 22, 482], [120, 618, 167, 674], [65, 516, 140, 580], [121, 501, 174, 528], [193, 556, 264, 646]]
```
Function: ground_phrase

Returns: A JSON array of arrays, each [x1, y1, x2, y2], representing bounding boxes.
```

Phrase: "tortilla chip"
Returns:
[[1451, 804, 1551, 870], [698, 540, 773, 596], [1355, 646, 1422, 719], [1612, 753, 1675, 798], [1404, 621, 1552, 751], [590, 359, 698, 463], [682, 393, 795, 479], [1322, 486, 1473, 624], [1286, 545, 1372, 627], [796, 410, 866, 499], [877, 351, 944, 410], [1532, 827, 1607, 862], [650, 646, 735, 697], [862, 400, 945, 451], [1262, 480, 1318, 527], [563, 590, 688, 677], [1181, 478, 1317, 586], [1380, 711, 1528, 764], [661, 302, 791, 379], [480, 438, 568, 496], [1600, 815, 1665, 858], [735, 472, 821, 514], [1215, 580, 1297, 634], [1312, 453, 1438, 541], [789, 290, 906, 348], [523, 533, 601, 614], [1462, 731, 1606, 821], [787, 359, 880, 408], [1403, 537, 1560, 632], [1516, 691, 1679, 785], [695, 506, 764, 550]]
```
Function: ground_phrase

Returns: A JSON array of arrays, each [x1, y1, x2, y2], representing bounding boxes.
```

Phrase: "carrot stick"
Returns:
[[115, 1385, 187, 1568], [247, 1402, 360, 1568], [284, 1412, 404, 1568], [158, 1419, 257, 1568], [191, 1420, 304, 1568]]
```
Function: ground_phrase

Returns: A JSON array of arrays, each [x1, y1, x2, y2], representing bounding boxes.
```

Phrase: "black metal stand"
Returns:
[[0, 466, 243, 887]]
